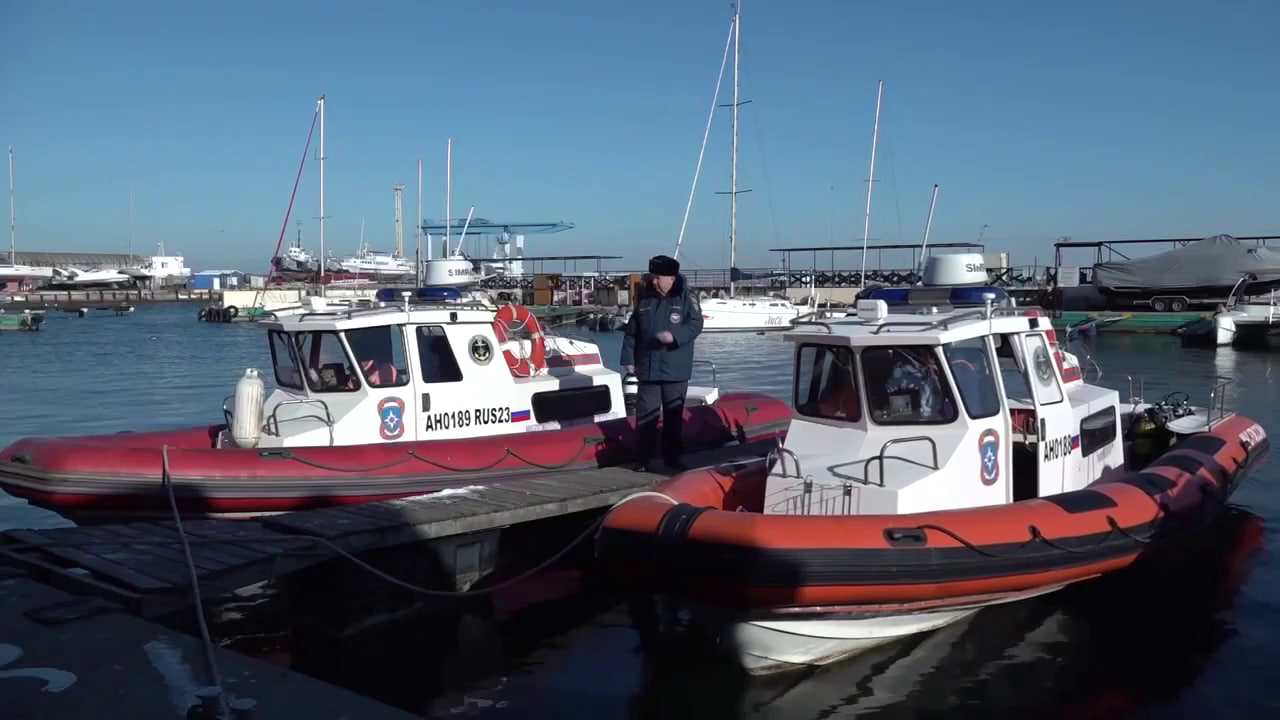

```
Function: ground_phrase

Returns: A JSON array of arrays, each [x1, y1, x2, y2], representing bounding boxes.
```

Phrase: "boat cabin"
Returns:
[[766, 279, 1130, 516], [224, 291, 624, 448]]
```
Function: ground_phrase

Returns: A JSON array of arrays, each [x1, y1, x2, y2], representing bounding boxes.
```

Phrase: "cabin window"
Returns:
[[415, 325, 464, 383], [1079, 406, 1117, 457], [942, 338, 1001, 419], [268, 330, 304, 390], [1022, 333, 1064, 406], [993, 334, 1033, 402], [861, 345, 958, 425], [794, 344, 861, 422], [295, 331, 360, 393], [345, 325, 410, 389]]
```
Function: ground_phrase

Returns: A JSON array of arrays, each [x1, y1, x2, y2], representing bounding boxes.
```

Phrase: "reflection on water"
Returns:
[[2, 308, 1279, 718], [262, 507, 1270, 719]]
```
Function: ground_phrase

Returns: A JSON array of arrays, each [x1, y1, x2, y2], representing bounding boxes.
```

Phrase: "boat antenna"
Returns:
[[455, 206, 476, 256], [672, 13, 734, 262], [715, 0, 752, 298], [915, 184, 938, 279], [859, 80, 882, 289]]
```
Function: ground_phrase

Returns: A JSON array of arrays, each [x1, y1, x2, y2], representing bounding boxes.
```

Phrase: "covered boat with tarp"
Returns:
[[1092, 234, 1280, 311]]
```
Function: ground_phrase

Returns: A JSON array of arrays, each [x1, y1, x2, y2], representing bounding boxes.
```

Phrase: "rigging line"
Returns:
[[884, 129, 906, 251], [673, 17, 735, 261], [254, 103, 320, 311], [738, 67, 782, 251]]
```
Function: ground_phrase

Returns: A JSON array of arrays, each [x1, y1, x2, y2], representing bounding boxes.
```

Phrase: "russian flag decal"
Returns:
[[511, 409, 531, 422]]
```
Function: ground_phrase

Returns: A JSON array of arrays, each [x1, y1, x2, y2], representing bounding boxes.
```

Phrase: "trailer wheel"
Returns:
[[1151, 298, 1169, 312], [1170, 298, 1188, 312]]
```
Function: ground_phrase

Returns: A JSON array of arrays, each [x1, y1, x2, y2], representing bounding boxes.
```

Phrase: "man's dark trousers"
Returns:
[[635, 380, 688, 466]]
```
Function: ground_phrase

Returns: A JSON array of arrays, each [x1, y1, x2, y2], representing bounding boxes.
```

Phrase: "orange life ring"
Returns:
[[493, 304, 546, 377]]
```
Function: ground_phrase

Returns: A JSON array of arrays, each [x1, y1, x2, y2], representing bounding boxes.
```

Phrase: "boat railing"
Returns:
[[1126, 374, 1146, 408], [767, 439, 803, 479], [870, 307, 1007, 334], [827, 435, 941, 488], [1207, 378, 1237, 427], [291, 300, 496, 323], [263, 398, 336, 446], [692, 359, 719, 388]]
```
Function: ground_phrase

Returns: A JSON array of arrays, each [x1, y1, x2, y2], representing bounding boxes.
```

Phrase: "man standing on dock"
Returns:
[[621, 254, 704, 472]]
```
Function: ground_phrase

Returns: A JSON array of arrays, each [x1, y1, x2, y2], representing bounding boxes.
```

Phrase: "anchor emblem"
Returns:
[[0, 643, 78, 693], [469, 335, 493, 365]]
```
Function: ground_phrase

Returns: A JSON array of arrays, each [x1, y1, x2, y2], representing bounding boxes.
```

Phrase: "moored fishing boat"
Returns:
[[0, 290, 791, 520], [594, 254, 1268, 675]]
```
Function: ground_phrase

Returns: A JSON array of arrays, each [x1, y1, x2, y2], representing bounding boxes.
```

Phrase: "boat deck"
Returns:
[[0, 441, 772, 618], [0, 570, 420, 720]]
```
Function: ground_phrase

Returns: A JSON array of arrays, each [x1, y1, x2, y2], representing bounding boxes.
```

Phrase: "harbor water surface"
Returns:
[[1, 304, 1277, 718]]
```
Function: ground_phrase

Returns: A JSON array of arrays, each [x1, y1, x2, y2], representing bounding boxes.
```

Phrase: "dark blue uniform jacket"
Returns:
[[619, 274, 704, 382]]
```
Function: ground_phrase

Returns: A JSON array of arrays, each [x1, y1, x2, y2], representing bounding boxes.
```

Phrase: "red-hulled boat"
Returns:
[[594, 257, 1271, 675], [0, 298, 791, 520]]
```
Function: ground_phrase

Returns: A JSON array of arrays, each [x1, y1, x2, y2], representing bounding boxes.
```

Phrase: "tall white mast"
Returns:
[[392, 183, 404, 257], [417, 158, 425, 267], [318, 95, 327, 287], [128, 183, 134, 264], [859, 80, 882, 287], [445, 138, 452, 256], [718, 2, 751, 298], [7, 146, 14, 264]]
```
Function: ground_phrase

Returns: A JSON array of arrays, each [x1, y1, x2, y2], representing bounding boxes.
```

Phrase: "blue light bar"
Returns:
[[865, 285, 1010, 307], [374, 286, 464, 303]]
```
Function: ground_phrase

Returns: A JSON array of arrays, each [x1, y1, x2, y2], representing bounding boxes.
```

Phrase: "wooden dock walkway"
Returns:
[[0, 442, 772, 618], [0, 570, 420, 720]]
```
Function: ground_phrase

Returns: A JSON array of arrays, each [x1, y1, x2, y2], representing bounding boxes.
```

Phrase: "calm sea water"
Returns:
[[1, 304, 1277, 719]]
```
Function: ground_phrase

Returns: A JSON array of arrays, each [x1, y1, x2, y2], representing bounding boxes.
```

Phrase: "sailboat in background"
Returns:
[[0, 146, 55, 286], [692, 2, 801, 332]]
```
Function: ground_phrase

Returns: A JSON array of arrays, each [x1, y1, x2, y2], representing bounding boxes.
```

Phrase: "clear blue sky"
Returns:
[[3, 0, 1277, 274]]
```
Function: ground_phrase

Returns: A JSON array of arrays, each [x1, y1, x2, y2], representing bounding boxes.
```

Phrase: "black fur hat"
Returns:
[[648, 254, 680, 276]]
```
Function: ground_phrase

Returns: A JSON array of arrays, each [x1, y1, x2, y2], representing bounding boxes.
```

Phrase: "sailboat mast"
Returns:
[[728, 2, 741, 298], [445, 138, 452, 255], [859, 80, 882, 287], [7, 146, 14, 263], [917, 184, 939, 274], [318, 95, 327, 287], [417, 158, 424, 273], [128, 183, 134, 263]]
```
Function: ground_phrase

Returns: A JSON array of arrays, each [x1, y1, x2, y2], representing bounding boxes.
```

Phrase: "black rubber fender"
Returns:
[[197, 307, 208, 322], [225, 305, 240, 320]]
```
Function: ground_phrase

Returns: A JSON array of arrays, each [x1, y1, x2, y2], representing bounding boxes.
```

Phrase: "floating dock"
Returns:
[[2, 288, 215, 311], [0, 442, 771, 619], [1052, 310, 1208, 334], [0, 569, 420, 720]]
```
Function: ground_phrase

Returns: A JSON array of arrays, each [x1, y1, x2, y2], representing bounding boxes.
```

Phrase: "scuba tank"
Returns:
[[1131, 411, 1159, 456], [623, 373, 640, 416]]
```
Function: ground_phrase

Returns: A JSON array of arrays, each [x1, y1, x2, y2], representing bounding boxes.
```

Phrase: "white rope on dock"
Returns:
[[610, 491, 678, 508]]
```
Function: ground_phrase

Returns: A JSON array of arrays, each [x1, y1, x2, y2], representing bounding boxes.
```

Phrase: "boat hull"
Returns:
[[0, 392, 791, 519], [596, 414, 1268, 673]]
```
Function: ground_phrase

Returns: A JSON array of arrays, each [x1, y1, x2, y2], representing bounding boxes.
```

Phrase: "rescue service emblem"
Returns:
[[468, 335, 493, 365], [978, 428, 1000, 485], [377, 397, 406, 440], [670, 311, 682, 324], [1032, 345, 1055, 385]]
